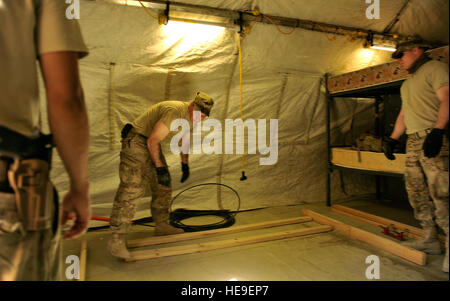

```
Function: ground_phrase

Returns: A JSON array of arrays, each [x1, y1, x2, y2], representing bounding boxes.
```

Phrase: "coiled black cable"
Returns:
[[169, 183, 241, 232], [86, 183, 241, 232], [170, 208, 236, 232]]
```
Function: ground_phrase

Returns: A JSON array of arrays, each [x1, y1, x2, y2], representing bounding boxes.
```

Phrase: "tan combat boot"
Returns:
[[107, 233, 131, 259], [443, 227, 448, 273], [402, 226, 442, 255], [152, 208, 184, 236]]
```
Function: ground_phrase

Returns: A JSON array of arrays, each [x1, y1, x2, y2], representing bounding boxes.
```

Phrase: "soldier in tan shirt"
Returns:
[[108, 92, 214, 259], [384, 40, 449, 273], [0, 0, 90, 280]]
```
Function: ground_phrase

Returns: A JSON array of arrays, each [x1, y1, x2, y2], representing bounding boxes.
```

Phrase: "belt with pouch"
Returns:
[[0, 126, 56, 232], [407, 128, 450, 140], [407, 128, 432, 139], [121, 123, 148, 140]]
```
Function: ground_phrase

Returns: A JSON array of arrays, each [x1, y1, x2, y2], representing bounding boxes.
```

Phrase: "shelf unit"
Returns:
[[325, 79, 406, 206], [324, 46, 448, 206]]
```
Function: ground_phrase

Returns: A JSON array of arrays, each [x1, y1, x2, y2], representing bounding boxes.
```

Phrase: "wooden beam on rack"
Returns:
[[126, 224, 332, 262], [127, 216, 313, 248], [331, 205, 446, 244], [78, 240, 87, 281], [302, 209, 426, 266]]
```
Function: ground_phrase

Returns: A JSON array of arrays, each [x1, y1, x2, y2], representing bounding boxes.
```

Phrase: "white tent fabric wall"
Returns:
[[38, 0, 448, 221]]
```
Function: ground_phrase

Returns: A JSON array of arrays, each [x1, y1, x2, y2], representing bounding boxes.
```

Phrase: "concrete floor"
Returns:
[[62, 195, 449, 281]]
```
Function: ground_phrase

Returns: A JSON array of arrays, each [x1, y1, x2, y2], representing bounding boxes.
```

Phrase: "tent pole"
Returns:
[[114, 0, 413, 43], [325, 73, 332, 207]]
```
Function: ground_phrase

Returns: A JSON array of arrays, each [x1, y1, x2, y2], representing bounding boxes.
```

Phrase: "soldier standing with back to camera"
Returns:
[[0, 1, 91, 280], [383, 39, 449, 273]]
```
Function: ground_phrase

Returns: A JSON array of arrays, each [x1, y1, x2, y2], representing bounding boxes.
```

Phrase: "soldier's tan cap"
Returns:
[[392, 39, 432, 59], [193, 92, 214, 116]]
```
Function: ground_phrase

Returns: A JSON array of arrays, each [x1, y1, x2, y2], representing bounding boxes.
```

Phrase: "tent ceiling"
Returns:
[[44, 1, 448, 219], [97, 0, 449, 76], [132, 0, 449, 44]]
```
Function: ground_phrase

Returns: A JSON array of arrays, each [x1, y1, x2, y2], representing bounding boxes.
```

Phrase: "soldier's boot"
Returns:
[[443, 227, 448, 273], [152, 207, 184, 236], [107, 233, 131, 259], [402, 226, 442, 255]]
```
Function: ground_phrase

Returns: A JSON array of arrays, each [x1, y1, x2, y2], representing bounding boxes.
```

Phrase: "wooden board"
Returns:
[[78, 240, 87, 281], [332, 205, 421, 236], [126, 225, 333, 262], [331, 205, 446, 244], [331, 147, 405, 174], [127, 216, 313, 248], [327, 46, 448, 94], [302, 209, 426, 266]]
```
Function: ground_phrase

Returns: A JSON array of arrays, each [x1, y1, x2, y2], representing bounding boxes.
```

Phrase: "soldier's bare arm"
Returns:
[[180, 132, 190, 163], [39, 51, 91, 239], [391, 108, 406, 140], [435, 85, 449, 130], [148, 120, 170, 167]]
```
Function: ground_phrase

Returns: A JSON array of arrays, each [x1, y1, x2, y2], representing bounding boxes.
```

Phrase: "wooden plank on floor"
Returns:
[[331, 205, 421, 240], [126, 224, 333, 262], [331, 205, 445, 244], [302, 209, 426, 266], [332, 205, 422, 236], [78, 240, 87, 281], [127, 216, 313, 248]]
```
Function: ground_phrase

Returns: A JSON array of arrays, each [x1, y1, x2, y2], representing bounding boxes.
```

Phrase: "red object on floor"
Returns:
[[67, 215, 134, 225], [379, 224, 406, 241]]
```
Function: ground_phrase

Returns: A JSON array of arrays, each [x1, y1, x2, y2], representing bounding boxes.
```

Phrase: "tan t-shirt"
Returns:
[[0, 0, 88, 137], [132, 101, 192, 141], [401, 60, 449, 134]]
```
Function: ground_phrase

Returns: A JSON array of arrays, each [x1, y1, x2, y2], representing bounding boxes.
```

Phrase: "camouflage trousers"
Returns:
[[404, 130, 449, 230], [110, 128, 172, 234], [0, 192, 61, 281]]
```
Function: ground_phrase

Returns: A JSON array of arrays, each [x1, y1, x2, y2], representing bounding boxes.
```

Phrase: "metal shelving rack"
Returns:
[[325, 75, 406, 206]]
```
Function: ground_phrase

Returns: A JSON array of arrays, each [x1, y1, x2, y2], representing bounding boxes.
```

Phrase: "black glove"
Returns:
[[156, 167, 171, 187], [180, 163, 190, 183], [383, 137, 399, 160], [423, 128, 445, 158]]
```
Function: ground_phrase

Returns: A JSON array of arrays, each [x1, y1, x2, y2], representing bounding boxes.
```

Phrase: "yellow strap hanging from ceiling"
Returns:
[[238, 32, 247, 181], [138, 0, 159, 20]]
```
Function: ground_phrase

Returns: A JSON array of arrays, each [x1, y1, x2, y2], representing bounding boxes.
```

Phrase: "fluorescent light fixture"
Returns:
[[365, 32, 397, 53], [229, 278, 238, 281], [370, 45, 396, 52], [168, 16, 237, 29], [107, 0, 239, 30]]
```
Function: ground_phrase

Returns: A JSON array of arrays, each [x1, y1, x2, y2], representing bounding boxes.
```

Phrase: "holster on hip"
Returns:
[[7, 159, 55, 231], [121, 123, 133, 139]]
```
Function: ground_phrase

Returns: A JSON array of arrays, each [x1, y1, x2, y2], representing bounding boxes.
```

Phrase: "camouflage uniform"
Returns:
[[109, 95, 214, 237], [404, 130, 449, 230], [109, 128, 172, 234]]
